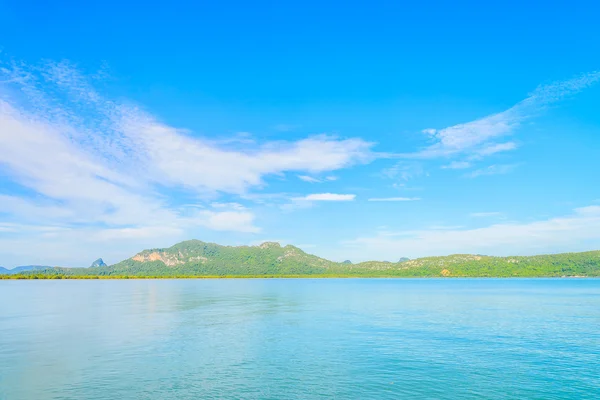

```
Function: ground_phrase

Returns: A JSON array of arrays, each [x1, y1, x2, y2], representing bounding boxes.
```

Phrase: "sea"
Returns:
[[1, 279, 599, 399]]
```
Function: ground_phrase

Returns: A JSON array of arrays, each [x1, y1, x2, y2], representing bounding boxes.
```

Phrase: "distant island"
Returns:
[[90, 258, 107, 268], [1, 239, 600, 279], [0, 265, 53, 275]]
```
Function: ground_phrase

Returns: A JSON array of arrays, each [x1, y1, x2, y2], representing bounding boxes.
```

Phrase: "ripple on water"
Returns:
[[0, 278, 599, 400]]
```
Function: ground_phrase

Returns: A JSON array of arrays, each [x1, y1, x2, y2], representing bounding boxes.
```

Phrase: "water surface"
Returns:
[[1, 279, 599, 399]]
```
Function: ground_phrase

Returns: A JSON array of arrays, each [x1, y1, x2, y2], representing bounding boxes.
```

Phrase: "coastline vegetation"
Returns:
[[1, 240, 599, 279]]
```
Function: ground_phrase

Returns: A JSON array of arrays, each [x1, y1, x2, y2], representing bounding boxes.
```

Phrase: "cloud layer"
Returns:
[[342, 206, 600, 262], [0, 61, 375, 265]]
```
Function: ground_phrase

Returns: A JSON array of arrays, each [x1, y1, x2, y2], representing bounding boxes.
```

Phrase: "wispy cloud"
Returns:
[[382, 162, 426, 181], [297, 175, 339, 183], [200, 210, 260, 233], [0, 65, 263, 236], [442, 161, 472, 170], [1, 60, 376, 193], [407, 72, 600, 160], [294, 193, 356, 201], [466, 164, 519, 178], [0, 59, 378, 265], [368, 197, 421, 202], [470, 212, 502, 218], [279, 192, 356, 212], [428, 225, 465, 230], [339, 205, 600, 261], [298, 175, 322, 183], [472, 142, 518, 158], [210, 202, 247, 211]]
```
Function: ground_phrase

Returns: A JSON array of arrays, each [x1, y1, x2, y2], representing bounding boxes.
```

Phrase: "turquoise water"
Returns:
[[1, 279, 599, 399]]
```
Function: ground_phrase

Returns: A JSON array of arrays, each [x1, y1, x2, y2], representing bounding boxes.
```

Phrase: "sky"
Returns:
[[1, 0, 600, 267]]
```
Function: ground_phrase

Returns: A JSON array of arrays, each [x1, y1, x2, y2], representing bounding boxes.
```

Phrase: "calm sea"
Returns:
[[1, 279, 599, 399]]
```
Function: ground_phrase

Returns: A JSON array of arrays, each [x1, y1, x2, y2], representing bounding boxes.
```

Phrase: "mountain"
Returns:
[[2, 240, 600, 278], [342, 260, 352, 264], [90, 258, 107, 268], [103, 240, 337, 276], [0, 267, 8, 274], [398, 257, 410, 262]]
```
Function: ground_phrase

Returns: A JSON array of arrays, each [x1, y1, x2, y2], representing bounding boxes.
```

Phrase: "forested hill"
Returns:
[[107, 240, 337, 276], [2, 240, 600, 278]]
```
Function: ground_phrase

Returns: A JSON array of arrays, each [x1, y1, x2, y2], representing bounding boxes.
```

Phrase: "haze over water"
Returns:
[[1, 279, 599, 399]]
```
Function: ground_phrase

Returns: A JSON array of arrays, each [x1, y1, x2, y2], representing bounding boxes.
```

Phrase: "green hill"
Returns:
[[3, 239, 600, 278], [105, 240, 336, 276], [350, 252, 600, 277]]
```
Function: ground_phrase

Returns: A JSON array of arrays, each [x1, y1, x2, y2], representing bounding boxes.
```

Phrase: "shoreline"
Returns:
[[1, 275, 598, 280]]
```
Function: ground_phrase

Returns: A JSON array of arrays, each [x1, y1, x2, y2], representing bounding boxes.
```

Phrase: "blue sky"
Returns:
[[1, 1, 599, 267]]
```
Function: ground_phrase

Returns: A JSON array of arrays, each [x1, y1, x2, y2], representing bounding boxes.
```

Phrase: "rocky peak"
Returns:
[[259, 242, 281, 249], [90, 258, 107, 268]]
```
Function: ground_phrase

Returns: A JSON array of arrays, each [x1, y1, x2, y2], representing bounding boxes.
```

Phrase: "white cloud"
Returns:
[[382, 162, 425, 181], [368, 197, 421, 202], [124, 125, 374, 194], [470, 212, 502, 218], [339, 205, 600, 261], [0, 64, 375, 194], [391, 73, 598, 181], [442, 161, 472, 169], [280, 193, 356, 211], [427, 225, 465, 230], [0, 60, 377, 265], [201, 210, 260, 233], [409, 72, 600, 159], [214, 132, 256, 145], [294, 193, 356, 201], [466, 164, 519, 178], [473, 142, 518, 158], [415, 113, 519, 158], [210, 202, 247, 210], [298, 175, 322, 183], [297, 175, 339, 183], [1, 61, 376, 195]]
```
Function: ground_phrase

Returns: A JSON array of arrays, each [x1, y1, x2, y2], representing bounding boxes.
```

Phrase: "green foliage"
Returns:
[[2, 240, 600, 279]]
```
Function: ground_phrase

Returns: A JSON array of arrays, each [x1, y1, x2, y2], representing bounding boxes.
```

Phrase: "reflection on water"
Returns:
[[1, 279, 599, 399]]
